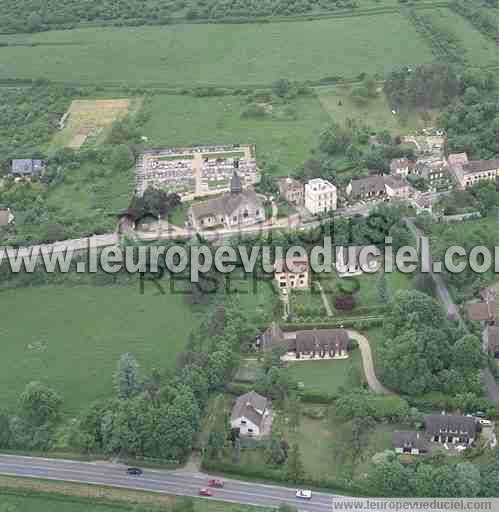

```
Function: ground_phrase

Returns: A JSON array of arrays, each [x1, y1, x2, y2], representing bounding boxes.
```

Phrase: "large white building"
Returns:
[[304, 178, 337, 215]]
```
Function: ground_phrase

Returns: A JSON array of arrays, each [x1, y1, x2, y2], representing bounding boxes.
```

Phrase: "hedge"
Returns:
[[201, 457, 365, 496]]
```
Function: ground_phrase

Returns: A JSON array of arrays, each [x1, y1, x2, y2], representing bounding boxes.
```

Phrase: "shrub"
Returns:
[[334, 295, 356, 311]]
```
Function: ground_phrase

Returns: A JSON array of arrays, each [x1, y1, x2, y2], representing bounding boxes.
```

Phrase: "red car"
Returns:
[[199, 488, 213, 497], [208, 479, 224, 488]]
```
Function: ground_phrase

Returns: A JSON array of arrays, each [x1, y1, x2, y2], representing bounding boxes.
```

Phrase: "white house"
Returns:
[[304, 178, 337, 215], [230, 391, 272, 438], [335, 245, 380, 277]]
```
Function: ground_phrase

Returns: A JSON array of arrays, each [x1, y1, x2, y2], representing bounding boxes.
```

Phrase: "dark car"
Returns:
[[126, 467, 143, 476]]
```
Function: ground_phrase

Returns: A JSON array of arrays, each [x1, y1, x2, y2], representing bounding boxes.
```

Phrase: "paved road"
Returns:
[[347, 330, 394, 396], [0, 454, 365, 511]]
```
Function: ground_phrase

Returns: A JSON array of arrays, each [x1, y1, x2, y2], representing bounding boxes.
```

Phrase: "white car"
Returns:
[[479, 419, 492, 426], [296, 489, 312, 499]]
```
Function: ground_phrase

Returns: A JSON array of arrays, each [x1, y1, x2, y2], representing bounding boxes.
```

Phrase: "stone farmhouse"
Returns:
[[136, 144, 259, 200], [188, 172, 264, 230], [448, 152, 499, 189], [304, 178, 337, 214], [231, 391, 272, 438], [259, 323, 350, 360], [278, 177, 304, 206], [10, 159, 45, 178], [274, 258, 310, 290]]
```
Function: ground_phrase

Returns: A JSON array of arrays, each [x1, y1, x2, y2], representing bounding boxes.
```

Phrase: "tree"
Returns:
[[470, 181, 497, 216], [452, 335, 485, 372], [377, 271, 388, 303], [27, 12, 43, 32], [111, 144, 135, 171], [285, 443, 305, 483], [20, 381, 62, 426], [113, 353, 141, 399], [273, 79, 291, 98], [206, 429, 225, 460]]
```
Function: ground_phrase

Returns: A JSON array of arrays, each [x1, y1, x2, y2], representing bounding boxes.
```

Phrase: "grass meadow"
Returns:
[[0, 284, 198, 415], [141, 93, 331, 171], [0, 14, 434, 86], [0, 492, 262, 512], [317, 86, 439, 134]]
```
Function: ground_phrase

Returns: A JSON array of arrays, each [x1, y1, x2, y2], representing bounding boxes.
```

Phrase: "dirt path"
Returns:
[[315, 281, 333, 317], [347, 330, 394, 396]]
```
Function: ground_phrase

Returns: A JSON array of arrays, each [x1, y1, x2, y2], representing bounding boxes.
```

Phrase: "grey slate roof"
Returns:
[[293, 328, 349, 354], [424, 414, 477, 438], [190, 190, 263, 221], [231, 391, 268, 428], [392, 430, 428, 451], [11, 159, 44, 176], [349, 176, 386, 196]]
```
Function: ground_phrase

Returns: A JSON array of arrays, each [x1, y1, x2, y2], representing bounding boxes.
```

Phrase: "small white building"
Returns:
[[335, 246, 379, 277], [304, 178, 337, 215], [230, 391, 272, 438], [274, 258, 310, 289]]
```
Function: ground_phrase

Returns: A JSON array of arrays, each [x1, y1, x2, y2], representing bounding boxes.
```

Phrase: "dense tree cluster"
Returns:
[[385, 64, 497, 159], [0, 0, 367, 32], [0, 84, 74, 173], [429, 216, 499, 300], [378, 290, 485, 395], [0, 88, 147, 246], [295, 118, 415, 186], [451, 0, 499, 41], [368, 454, 499, 497]]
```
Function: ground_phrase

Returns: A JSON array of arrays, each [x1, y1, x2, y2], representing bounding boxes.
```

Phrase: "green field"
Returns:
[[424, 8, 498, 67], [141, 93, 330, 171], [0, 14, 434, 86], [317, 85, 438, 134], [0, 492, 263, 512], [0, 284, 197, 415]]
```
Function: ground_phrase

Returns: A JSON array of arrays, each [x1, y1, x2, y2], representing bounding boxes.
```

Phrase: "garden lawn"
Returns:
[[0, 284, 197, 416], [0, 15, 433, 86], [287, 348, 363, 394], [141, 93, 330, 171], [317, 270, 415, 313]]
